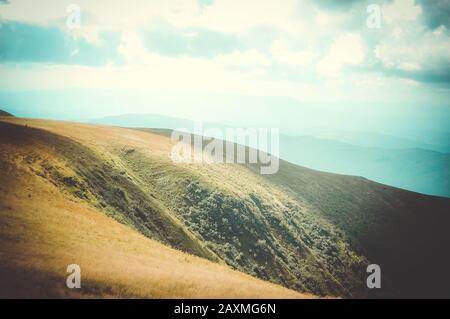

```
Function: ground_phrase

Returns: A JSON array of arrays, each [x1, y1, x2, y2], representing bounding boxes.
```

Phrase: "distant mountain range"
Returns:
[[280, 135, 449, 197], [293, 128, 450, 153], [91, 113, 450, 197]]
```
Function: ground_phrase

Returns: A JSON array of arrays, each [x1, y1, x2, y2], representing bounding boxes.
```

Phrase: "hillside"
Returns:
[[0, 110, 14, 117], [91, 113, 450, 197], [0, 117, 449, 298], [0, 119, 311, 299]]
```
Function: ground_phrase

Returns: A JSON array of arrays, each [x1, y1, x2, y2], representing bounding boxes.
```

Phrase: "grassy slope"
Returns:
[[1, 118, 449, 298], [1, 119, 357, 297], [140, 128, 450, 298], [0, 119, 311, 299], [0, 110, 14, 117]]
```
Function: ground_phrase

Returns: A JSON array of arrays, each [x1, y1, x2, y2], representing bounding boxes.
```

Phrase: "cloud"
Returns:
[[0, 0, 449, 107], [198, 0, 214, 9], [0, 0, 68, 25], [271, 40, 316, 67], [380, 66, 450, 85], [118, 32, 147, 62], [141, 24, 241, 58], [382, 0, 422, 25], [170, 0, 303, 33], [317, 33, 365, 77], [372, 9, 450, 85], [312, 0, 360, 11], [416, 0, 450, 30], [214, 50, 270, 67], [0, 21, 122, 65]]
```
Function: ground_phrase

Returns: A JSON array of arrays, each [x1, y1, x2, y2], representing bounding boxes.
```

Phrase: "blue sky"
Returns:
[[0, 0, 449, 137]]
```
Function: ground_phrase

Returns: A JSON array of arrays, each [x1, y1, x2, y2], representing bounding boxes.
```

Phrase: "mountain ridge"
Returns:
[[0, 119, 313, 299], [91, 113, 450, 197], [0, 109, 14, 117], [1, 117, 449, 298]]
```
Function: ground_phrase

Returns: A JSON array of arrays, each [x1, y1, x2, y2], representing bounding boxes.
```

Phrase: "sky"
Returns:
[[0, 0, 449, 138]]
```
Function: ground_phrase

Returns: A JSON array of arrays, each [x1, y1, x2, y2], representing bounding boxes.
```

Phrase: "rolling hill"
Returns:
[[0, 117, 311, 299], [0, 110, 14, 117], [0, 116, 449, 298], [91, 113, 450, 197]]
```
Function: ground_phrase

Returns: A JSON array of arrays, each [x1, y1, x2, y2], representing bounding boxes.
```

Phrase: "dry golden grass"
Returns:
[[0, 117, 303, 214], [0, 117, 314, 299]]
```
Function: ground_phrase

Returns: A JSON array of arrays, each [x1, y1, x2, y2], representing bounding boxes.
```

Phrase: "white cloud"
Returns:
[[398, 62, 421, 72], [0, 56, 321, 102], [171, 0, 304, 33], [1, 0, 449, 106], [0, 0, 305, 33], [271, 40, 316, 67], [213, 50, 270, 67], [0, 0, 67, 25], [375, 25, 450, 73], [317, 33, 365, 77], [118, 32, 147, 62], [382, 0, 422, 25], [74, 27, 101, 45]]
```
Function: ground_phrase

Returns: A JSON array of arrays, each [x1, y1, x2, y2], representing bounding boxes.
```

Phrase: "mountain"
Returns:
[[0, 109, 14, 117], [0, 119, 311, 299], [91, 113, 194, 130], [295, 128, 448, 152], [280, 135, 450, 197], [0, 117, 449, 298], [91, 113, 450, 197], [91, 113, 450, 152]]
